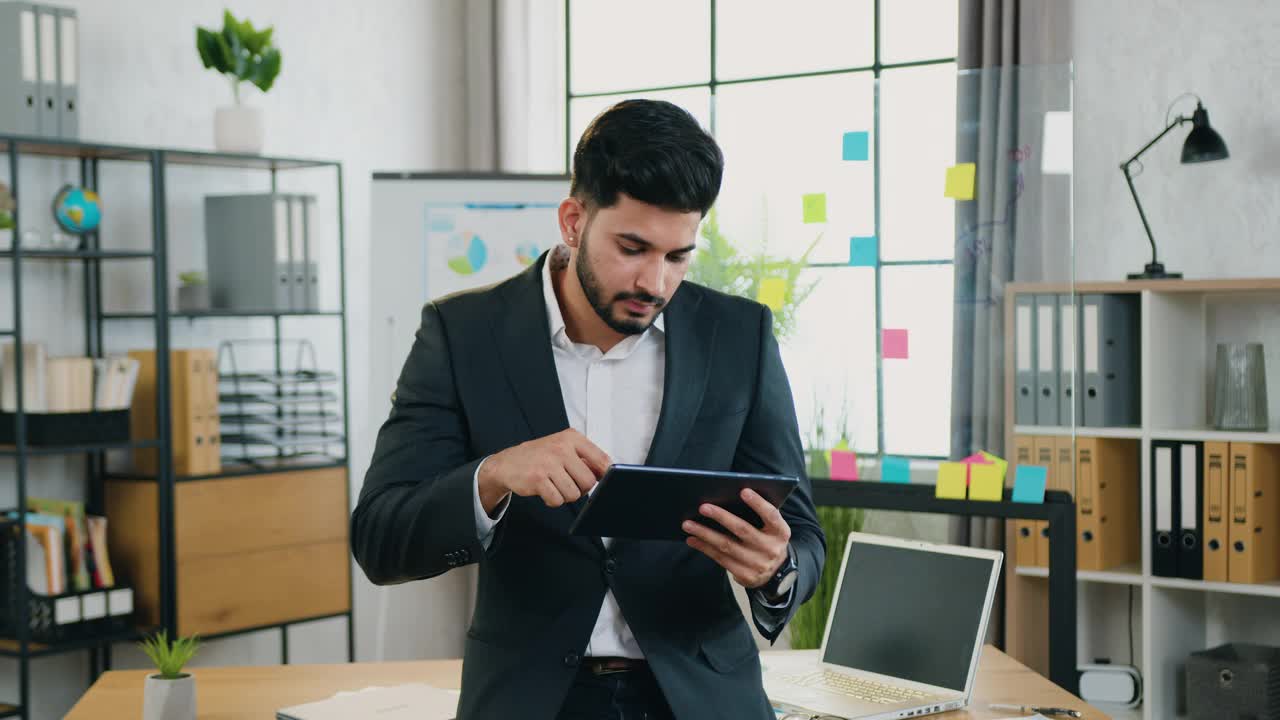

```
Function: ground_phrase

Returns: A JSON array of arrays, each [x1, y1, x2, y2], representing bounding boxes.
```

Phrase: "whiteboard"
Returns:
[[366, 172, 569, 660]]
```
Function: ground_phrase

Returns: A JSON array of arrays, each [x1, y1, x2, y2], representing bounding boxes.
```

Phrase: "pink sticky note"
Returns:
[[882, 328, 909, 359], [830, 450, 858, 481]]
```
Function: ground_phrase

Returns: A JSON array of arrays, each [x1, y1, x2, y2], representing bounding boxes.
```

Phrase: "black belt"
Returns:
[[581, 656, 647, 676]]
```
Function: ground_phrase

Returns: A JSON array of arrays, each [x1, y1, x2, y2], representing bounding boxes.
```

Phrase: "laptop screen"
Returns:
[[822, 539, 996, 692]]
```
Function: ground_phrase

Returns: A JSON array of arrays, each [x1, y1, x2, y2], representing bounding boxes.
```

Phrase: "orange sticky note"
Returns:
[[968, 463, 1004, 501], [944, 163, 976, 200], [757, 277, 786, 310], [936, 462, 967, 499]]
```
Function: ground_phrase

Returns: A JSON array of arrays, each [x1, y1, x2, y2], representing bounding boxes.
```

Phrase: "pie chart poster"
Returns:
[[424, 202, 559, 301]]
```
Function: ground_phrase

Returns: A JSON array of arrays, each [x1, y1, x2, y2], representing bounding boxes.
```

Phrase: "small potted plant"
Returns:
[[177, 270, 210, 313], [196, 10, 281, 154], [0, 182, 14, 250], [140, 630, 200, 720]]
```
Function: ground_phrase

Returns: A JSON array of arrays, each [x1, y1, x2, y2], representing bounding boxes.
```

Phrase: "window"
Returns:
[[565, 1, 959, 462]]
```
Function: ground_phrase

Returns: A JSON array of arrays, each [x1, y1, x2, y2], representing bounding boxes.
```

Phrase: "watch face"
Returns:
[[776, 569, 798, 595]]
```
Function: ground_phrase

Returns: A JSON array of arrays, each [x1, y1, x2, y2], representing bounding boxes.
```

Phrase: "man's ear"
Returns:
[[558, 197, 588, 249]]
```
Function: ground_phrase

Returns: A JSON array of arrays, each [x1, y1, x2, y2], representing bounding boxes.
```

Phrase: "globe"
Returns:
[[53, 185, 102, 234]]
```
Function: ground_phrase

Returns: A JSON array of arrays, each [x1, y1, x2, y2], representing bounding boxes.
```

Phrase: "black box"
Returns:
[[1187, 643, 1280, 720], [0, 409, 130, 446]]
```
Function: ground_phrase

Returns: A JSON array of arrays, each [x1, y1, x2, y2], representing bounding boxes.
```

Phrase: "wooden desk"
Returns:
[[66, 645, 1109, 719]]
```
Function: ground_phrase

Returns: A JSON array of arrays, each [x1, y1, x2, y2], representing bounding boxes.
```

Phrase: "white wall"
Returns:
[[1073, 0, 1280, 282], [0, 1, 468, 717]]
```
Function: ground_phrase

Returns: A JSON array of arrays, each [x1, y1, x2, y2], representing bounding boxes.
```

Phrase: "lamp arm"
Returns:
[[1119, 115, 1190, 267]]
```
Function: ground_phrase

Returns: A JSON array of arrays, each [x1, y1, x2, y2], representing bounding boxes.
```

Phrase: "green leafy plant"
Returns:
[[686, 208, 820, 342], [0, 182, 14, 230], [789, 505, 865, 649], [196, 10, 282, 104], [139, 630, 200, 679], [178, 270, 206, 287]]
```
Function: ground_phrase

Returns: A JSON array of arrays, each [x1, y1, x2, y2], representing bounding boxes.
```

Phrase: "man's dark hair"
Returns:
[[570, 99, 724, 216]]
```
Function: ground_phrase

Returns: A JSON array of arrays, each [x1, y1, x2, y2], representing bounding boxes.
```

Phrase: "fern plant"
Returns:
[[139, 630, 200, 679], [687, 208, 820, 342]]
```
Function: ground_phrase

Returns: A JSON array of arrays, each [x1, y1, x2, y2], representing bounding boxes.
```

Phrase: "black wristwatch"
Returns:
[[759, 543, 798, 602]]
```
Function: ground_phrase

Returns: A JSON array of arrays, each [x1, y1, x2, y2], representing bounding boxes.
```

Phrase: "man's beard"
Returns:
[[576, 230, 666, 336]]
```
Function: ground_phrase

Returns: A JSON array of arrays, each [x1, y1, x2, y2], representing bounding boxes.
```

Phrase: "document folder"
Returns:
[[0, 2, 41, 135], [1151, 441, 1179, 578], [1203, 441, 1230, 582], [1014, 294, 1037, 425], [1177, 441, 1204, 580], [1058, 293, 1082, 426], [1228, 443, 1280, 584], [1013, 435, 1038, 567], [1080, 294, 1140, 427], [1034, 294, 1060, 426], [1076, 437, 1140, 571]]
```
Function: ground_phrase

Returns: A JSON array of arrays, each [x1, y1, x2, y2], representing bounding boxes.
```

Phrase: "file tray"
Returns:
[[0, 519, 134, 643], [0, 409, 130, 446], [1187, 643, 1280, 720]]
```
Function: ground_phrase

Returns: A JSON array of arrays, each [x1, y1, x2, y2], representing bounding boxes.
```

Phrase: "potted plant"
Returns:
[[177, 270, 210, 313], [0, 182, 14, 250], [139, 630, 200, 720], [196, 10, 282, 154]]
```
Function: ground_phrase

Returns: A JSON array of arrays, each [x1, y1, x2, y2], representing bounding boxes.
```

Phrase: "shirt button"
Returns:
[[563, 652, 580, 667], [604, 558, 617, 574]]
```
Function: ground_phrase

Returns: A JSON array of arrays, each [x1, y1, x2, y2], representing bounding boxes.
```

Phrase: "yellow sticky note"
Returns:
[[935, 462, 968, 499], [757, 277, 786, 310], [802, 193, 827, 223], [944, 163, 976, 200], [979, 450, 1008, 482], [969, 463, 1004, 501]]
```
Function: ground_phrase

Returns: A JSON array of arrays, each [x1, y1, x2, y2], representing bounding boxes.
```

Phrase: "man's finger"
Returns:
[[686, 537, 754, 579], [682, 519, 745, 559], [699, 503, 763, 544], [565, 455, 598, 494], [538, 477, 568, 508], [741, 489, 788, 535], [548, 467, 581, 504], [571, 434, 612, 477]]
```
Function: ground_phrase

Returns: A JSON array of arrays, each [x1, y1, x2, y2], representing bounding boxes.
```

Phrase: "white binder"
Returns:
[[0, 2, 41, 135], [1034, 294, 1060, 425], [1014, 294, 1037, 424], [55, 6, 77, 138], [36, 4, 58, 137]]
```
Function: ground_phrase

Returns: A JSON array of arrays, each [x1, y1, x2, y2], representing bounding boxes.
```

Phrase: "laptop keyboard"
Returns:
[[781, 670, 937, 705]]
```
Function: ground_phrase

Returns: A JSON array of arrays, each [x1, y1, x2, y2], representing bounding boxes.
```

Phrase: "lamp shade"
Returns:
[[1182, 102, 1229, 163]]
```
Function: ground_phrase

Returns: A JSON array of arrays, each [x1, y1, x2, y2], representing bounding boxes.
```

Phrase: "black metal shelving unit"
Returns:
[[0, 133, 353, 720]]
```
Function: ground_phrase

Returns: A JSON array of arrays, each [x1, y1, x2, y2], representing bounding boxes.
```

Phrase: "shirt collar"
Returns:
[[541, 246, 664, 350]]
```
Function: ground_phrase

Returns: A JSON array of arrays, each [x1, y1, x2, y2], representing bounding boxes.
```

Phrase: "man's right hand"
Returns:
[[477, 429, 611, 515]]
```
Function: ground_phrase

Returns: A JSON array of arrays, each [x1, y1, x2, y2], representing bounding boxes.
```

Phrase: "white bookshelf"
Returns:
[[1003, 279, 1280, 720]]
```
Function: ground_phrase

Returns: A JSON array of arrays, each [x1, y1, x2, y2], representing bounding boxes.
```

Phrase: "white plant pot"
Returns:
[[143, 673, 196, 720], [214, 104, 263, 154]]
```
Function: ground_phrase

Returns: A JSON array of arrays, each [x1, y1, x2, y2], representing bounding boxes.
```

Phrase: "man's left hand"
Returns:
[[682, 488, 791, 590]]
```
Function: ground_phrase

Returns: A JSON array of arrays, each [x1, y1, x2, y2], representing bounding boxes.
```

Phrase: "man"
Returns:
[[353, 99, 824, 720]]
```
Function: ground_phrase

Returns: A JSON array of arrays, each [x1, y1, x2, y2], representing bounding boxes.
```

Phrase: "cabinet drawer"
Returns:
[[176, 468, 347, 559], [177, 540, 350, 636]]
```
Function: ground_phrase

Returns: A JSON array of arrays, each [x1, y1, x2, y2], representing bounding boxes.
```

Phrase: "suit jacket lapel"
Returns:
[[493, 252, 571, 442], [644, 284, 717, 468]]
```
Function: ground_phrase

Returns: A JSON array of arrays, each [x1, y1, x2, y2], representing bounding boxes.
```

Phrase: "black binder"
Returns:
[[1176, 441, 1204, 580], [1152, 440, 1180, 578]]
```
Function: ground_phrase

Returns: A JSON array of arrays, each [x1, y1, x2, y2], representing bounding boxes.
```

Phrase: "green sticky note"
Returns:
[[979, 450, 1008, 483], [969, 463, 1004, 501], [944, 163, 976, 200], [936, 462, 968, 499], [802, 193, 827, 223], [757, 277, 786, 310]]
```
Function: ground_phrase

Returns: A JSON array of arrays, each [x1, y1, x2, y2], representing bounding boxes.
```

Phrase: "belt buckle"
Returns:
[[591, 658, 633, 676]]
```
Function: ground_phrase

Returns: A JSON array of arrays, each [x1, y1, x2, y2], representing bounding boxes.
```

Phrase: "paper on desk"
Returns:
[[275, 683, 459, 720]]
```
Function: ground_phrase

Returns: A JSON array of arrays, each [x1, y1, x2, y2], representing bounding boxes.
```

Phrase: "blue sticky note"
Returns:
[[882, 456, 911, 483], [842, 131, 870, 161], [849, 236, 878, 266], [1012, 465, 1048, 503]]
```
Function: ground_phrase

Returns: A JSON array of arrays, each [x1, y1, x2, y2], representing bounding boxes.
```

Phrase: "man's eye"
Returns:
[[669, 253, 691, 264], [621, 246, 643, 256]]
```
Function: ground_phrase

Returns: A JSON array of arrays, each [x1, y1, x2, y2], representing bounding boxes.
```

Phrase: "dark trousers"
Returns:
[[555, 663, 677, 720]]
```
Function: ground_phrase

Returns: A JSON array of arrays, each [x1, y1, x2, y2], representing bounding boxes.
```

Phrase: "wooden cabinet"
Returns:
[[106, 467, 350, 636]]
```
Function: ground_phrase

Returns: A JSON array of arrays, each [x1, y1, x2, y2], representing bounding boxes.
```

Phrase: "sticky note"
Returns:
[[842, 131, 870, 161], [882, 328, 909, 359], [968, 463, 1004, 501], [881, 456, 911, 483], [944, 163, 976, 200], [830, 450, 858, 481], [802, 193, 827, 223], [757, 277, 786, 310], [849, 236, 877, 267], [979, 450, 1008, 482], [936, 462, 968, 499], [1012, 465, 1048, 503], [1041, 111, 1073, 175]]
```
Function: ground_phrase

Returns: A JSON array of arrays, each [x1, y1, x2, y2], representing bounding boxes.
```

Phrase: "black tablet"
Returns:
[[568, 464, 799, 542]]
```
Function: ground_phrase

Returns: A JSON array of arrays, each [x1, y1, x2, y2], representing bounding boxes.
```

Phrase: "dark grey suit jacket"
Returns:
[[352, 252, 824, 719]]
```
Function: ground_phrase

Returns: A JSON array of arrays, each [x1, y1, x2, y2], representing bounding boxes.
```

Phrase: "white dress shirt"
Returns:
[[473, 253, 664, 659]]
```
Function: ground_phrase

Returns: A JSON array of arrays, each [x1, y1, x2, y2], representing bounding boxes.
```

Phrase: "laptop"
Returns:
[[762, 532, 1003, 720]]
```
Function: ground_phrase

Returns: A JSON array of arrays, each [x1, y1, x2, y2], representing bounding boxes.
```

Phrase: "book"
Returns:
[[86, 515, 114, 587], [27, 497, 90, 591], [1, 341, 48, 412], [26, 523, 64, 595], [46, 356, 95, 412]]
